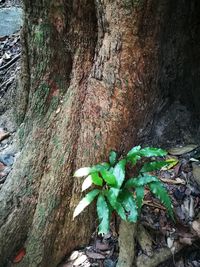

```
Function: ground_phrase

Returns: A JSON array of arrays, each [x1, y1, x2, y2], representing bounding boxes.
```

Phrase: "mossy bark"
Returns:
[[0, 1, 174, 267]]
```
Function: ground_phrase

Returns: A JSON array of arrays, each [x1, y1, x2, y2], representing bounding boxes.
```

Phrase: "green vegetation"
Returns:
[[73, 146, 174, 234]]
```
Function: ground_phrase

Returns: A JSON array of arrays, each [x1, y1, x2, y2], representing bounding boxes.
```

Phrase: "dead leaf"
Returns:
[[69, 250, 79, 261], [56, 107, 61, 114], [179, 237, 192, 245], [167, 237, 174, 249], [86, 251, 105, 260], [3, 52, 11, 60], [95, 240, 110, 251], [161, 158, 179, 170], [0, 129, 10, 142], [192, 162, 200, 186], [73, 254, 87, 266], [168, 145, 198, 156], [192, 220, 200, 237], [190, 158, 199, 162], [12, 248, 26, 263], [0, 36, 7, 41], [61, 263, 73, 267], [160, 177, 186, 185], [189, 196, 194, 219], [0, 162, 5, 171]]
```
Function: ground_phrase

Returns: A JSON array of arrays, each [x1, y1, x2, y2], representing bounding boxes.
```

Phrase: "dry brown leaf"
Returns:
[[86, 251, 105, 260], [160, 177, 186, 185], [12, 248, 26, 263], [0, 129, 10, 142], [192, 220, 200, 237], [73, 254, 87, 266], [168, 145, 198, 156], [95, 240, 110, 251], [179, 237, 193, 245]]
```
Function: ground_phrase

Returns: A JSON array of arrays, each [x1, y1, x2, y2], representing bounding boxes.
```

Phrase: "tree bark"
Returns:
[[0, 1, 171, 266]]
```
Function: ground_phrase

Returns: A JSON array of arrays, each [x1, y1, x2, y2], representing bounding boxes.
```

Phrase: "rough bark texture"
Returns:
[[1, 0, 199, 267]]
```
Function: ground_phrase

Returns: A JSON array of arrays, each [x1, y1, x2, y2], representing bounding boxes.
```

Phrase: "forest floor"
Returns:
[[0, 1, 200, 267], [59, 146, 200, 267]]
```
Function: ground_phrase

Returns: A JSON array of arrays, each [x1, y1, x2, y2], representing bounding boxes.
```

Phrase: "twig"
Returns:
[[0, 77, 14, 91], [143, 200, 166, 210], [0, 54, 21, 71]]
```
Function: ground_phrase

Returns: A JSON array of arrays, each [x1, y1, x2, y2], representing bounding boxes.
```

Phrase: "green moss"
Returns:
[[34, 27, 44, 45], [95, 133, 101, 140], [94, 142, 99, 150], [27, 175, 33, 183], [59, 154, 65, 166], [26, 186, 33, 196], [54, 75, 67, 95], [52, 135, 61, 150], [132, 0, 141, 5], [48, 196, 60, 213], [125, 78, 129, 88], [18, 127, 25, 143], [38, 204, 46, 227], [37, 83, 50, 97], [37, 196, 60, 228], [37, 61, 46, 75], [34, 23, 51, 47], [33, 83, 50, 116], [122, 0, 142, 10], [116, 79, 122, 89], [49, 96, 59, 112]]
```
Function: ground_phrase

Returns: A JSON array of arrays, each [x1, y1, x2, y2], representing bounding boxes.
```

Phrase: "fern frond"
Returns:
[[148, 182, 174, 219]]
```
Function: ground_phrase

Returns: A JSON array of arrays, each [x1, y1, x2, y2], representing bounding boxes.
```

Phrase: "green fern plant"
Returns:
[[73, 146, 174, 234]]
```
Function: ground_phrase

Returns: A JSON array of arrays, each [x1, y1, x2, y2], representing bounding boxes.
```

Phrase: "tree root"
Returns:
[[136, 247, 172, 267], [116, 221, 190, 267], [117, 221, 137, 267], [137, 224, 153, 257], [136, 239, 189, 267]]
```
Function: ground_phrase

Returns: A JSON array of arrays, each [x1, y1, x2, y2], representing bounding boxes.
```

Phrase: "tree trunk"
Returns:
[[0, 1, 175, 266]]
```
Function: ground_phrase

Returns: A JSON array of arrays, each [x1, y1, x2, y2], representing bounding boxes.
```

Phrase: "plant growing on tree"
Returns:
[[73, 146, 174, 234]]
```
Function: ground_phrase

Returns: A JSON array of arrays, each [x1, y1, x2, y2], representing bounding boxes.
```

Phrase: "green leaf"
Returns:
[[73, 189, 100, 218], [140, 161, 169, 173], [82, 175, 93, 192], [91, 172, 103, 186], [109, 151, 117, 166], [120, 191, 138, 222], [161, 158, 179, 170], [100, 169, 117, 186], [97, 194, 110, 234], [135, 186, 144, 212], [95, 163, 110, 171], [127, 146, 141, 157], [109, 187, 121, 198], [125, 175, 158, 188], [139, 147, 167, 157], [74, 163, 110, 178], [148, 182, 174, 219], [128, 155, 141, 166], [113, 159, 126, 188], [105, 189, 126, 220], [74, 167, 92, 177]]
